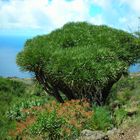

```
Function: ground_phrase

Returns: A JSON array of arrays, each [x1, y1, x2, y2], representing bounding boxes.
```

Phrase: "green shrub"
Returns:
[[28, 100, 92, 140], [109, 75, 140, 105], [6, 98, 48, 121], [29, 111, 65, 140], [0, 77, 27, 139], [0, 77, 49, 139], [0, 114, 16, 139], [113, 108, 127, 127], [89, 106, 113, 131], [0, 77, 26, 97]]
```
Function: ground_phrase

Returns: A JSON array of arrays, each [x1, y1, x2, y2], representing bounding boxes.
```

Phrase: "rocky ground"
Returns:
[[109, 125, 140, 140], [77, 124, 140, 140]]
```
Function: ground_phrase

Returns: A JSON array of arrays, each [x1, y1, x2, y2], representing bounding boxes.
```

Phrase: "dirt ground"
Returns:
[[109, 125, 140, 140]]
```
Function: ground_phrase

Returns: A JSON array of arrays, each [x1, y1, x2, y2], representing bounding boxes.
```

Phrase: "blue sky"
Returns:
[[0, 0, 140, 77], [0, 0, 140, 36]]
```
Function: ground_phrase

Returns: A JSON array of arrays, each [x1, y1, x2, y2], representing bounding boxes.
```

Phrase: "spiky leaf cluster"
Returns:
[[17, 22, 140, 104]]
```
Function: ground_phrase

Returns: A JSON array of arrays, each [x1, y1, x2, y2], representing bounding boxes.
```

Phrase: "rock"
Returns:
[[107, 128, 118, 136], [78, 129, 109, 140], [125, 107, 138, 117], [107, 128, 124, 139], [124, 103, 138, 117], [136, 131, 140, 140]]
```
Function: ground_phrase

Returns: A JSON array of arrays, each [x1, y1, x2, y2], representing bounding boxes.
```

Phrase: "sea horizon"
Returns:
[[0, 35, 32, 78]]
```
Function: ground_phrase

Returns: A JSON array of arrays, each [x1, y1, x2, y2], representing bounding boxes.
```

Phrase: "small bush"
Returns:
[[109, 77, 138, 103], [0, 77, 27, 139], [30, 111, 65, 140], [89, 106, 113, 131], [7, 98, 48, 121], [113, 108, 127, 127], [28, 99, 93, 140]]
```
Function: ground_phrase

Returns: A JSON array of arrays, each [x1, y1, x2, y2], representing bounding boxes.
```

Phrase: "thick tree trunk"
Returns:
[[35, 69, 64, 103], [56, 80, 77, 100], [34, 67, 123, 105], [101, 73, 122, 105], [52, 87, 64, 103]]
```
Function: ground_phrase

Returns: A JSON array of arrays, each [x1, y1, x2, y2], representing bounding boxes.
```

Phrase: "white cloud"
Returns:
[[119, 16, 139, 32], [0, 0, 139, 34], [0, 0, 45, 29], [89, 14, 104, 25], [119, 0, 140, 13], [119, 17, 127, 23], [118, 0, 140, 31], [44, 0, 90, 30], [92, 0, 112, 9], [0, 0, 96, 32]]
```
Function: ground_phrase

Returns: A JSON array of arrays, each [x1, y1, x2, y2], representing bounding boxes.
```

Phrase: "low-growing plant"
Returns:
[[0, 77, 28, 139], [29, 110, 65, 140], [0, 115, 16, 139], [6, 98, 48, 121], [113, 108, 127, 127], [88, 106, 113, 131], [25, 99, 93, 140], [118, 91, 132, 104], [56, 99, 92, 139], [108, 76, 140, 105]]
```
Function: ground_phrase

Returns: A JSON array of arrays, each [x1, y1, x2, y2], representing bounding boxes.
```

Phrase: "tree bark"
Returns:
[[34, 67, 123, 105], [101, 73, 122, 105], [35, 69, 64, 103]]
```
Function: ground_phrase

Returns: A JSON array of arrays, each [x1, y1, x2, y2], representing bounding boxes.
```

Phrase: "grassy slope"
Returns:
[[109, 73, 140, 129], [0, 77, 49, 139], [108, 73, 140, 140], [0, 73, 140, 139]]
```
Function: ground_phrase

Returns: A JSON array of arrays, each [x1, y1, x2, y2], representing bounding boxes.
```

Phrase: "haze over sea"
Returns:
[[0, 35, 140, 78], [0, 35, 32, 78]]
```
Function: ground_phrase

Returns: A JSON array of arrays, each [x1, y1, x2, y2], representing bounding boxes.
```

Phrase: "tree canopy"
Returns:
[[17, 22, 140, 105]]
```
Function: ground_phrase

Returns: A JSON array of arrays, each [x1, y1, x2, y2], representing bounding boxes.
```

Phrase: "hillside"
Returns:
[[0, 73, 140, 139], [0, 77, 50, 139]]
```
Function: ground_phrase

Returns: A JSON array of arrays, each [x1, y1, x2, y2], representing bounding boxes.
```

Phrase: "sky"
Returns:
[[0, 0, 140, 77], [0, 0, 140, 36]]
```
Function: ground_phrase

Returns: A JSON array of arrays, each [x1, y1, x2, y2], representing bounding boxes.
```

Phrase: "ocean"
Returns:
[[0, 36, 139, 78], [0, 35, 32, 78]]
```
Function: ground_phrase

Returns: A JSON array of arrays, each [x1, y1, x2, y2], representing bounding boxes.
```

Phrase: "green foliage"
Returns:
[[26, 99, 91, 140], [0, 114, 16, 139], [108, 74, 140, 127], [30, 83, 45, 96], [29, 111, 65, 140], [113, 108, 127, 127], [0, 77, 26, 103], [0, 77, 27, 139], [7, 98, 48, 121], [1, 74, 140, 139], [89, 106, 113, 131], [0, 77, 49, 139], [17, 22, 140, 104], [109, 74, 140, 105], [111, 77, 136, 93], [134, 31, 140, 38]]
